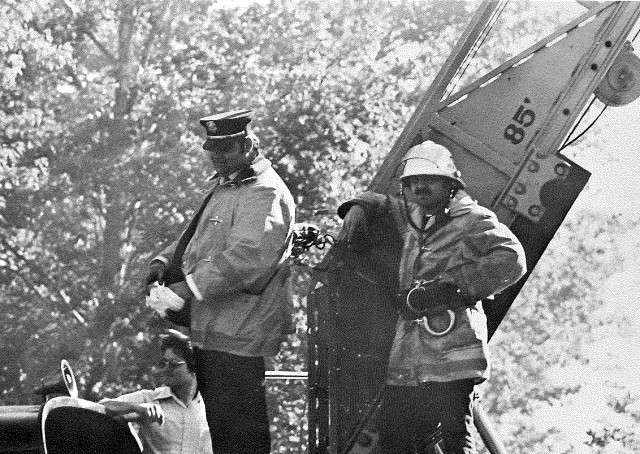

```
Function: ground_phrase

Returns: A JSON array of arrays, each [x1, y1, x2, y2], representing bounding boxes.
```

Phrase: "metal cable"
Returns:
[[444, 0, 509, 99], [559, 99, 607, 151], [560, 14, 640, 151], [560, 95, 597, 149]]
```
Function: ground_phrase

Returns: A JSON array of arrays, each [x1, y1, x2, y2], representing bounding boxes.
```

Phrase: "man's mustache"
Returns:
[[413, 187, 431, 196]]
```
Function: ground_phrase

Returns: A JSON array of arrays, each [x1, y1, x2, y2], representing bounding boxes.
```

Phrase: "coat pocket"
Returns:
[[210, 292, 262, 339]]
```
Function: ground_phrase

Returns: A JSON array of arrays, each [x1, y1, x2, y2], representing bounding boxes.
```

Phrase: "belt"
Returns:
[[396, 290, 475, 337]]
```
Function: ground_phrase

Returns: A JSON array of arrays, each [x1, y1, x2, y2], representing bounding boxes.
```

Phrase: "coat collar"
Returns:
[[206, 153, 271, 187], [401, 190, 476, 234], [447, 190, 477, 217]]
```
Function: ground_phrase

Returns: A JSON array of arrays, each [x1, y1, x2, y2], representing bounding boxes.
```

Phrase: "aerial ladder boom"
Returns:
[[308, 1, 640, 453], [370, 0, 640, 337]]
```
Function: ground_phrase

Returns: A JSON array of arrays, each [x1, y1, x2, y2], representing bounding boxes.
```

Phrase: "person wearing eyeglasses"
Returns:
[[100, 330, 213, 454], [144, 109, 296, 454]]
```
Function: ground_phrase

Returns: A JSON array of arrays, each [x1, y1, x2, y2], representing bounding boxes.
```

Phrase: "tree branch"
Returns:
[[80, 27, 118, 64], [0, 236, 86, 325], [138, 0, 175, 67], [65, 65, 84, 90]]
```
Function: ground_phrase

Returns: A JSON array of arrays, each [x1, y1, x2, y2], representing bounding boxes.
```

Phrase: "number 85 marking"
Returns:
[[504, 97, 536, 145]]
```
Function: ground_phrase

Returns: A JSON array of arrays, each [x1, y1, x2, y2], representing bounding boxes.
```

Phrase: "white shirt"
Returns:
[[102, 386, 212, 454]]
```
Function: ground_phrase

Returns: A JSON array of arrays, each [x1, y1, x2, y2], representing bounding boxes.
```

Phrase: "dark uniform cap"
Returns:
[[199, 109, 253, 140]]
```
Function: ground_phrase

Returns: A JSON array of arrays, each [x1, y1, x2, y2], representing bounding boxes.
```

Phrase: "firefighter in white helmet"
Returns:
[[338, 140, 526, 454], [399, 141, 466, 222]]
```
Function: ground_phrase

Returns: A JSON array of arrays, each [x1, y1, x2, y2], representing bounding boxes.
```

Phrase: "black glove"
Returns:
[[168, 281, 194, 302], [165, 301, 191, 328], [146, 261, 166, 287], [339, 205, 370, 251], [404, 281, 470, 316]]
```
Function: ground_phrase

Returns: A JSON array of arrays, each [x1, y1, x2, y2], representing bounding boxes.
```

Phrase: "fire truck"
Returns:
[[1, 1, 639, 453], [305, 1, 640, 453]]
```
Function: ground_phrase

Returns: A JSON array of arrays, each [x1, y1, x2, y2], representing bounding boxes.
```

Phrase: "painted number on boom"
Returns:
[[504, 98, 536, 145]]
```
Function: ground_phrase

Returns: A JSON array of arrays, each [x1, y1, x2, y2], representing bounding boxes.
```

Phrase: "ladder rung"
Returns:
[[264, 371, 308, 380]]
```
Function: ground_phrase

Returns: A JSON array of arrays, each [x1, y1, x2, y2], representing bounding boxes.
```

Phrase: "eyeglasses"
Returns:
[[158, 359, 186, 370]]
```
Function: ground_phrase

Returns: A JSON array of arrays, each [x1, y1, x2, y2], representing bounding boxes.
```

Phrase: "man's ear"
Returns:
[[449, 182, 460, 199], [243, 136, 258, 162], [243, 136, 254, 153], [401, 180, 410, 194]]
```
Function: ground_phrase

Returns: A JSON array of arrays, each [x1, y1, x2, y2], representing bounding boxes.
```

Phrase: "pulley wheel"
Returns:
[[594, 46, 640, 107]]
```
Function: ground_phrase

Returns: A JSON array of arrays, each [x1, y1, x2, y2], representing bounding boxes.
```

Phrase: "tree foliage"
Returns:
[[480, 213, 640, 454], [1, 0, 637, 452]]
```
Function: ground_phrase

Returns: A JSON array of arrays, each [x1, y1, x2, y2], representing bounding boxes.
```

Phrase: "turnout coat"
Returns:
[[155, 154, 296, 357], [338, 190, 526, 384]]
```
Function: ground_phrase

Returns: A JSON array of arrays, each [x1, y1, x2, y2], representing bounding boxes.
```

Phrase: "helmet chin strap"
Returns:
[[402, 184, 448, 232]]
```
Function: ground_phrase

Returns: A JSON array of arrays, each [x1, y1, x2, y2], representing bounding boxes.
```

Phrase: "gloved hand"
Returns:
[[165, 282, 192, 328], [166, 301, 191, 328], [339, 205, 369, 251], [168, 281, 194, 302], [146, 261, 166, 289], [145, 283, 186, 315], [405, 281, 470, 316]]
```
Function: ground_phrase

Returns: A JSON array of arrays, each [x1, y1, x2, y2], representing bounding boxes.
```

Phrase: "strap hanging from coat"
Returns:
[[163, 189, 216, 285]]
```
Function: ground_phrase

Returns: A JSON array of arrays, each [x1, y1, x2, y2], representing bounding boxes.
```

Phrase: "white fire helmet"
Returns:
[[400, 141, 466, 189]]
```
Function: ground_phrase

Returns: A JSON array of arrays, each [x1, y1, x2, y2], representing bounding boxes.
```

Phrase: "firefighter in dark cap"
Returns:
[[145, 109, 296, 454]]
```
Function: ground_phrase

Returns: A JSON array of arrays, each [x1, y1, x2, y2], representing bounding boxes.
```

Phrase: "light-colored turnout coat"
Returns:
[[156, 154, 296, 357], [340, 190, 526, 384]]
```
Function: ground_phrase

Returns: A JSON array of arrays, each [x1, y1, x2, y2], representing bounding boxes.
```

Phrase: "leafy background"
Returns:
[[1, 0, 639, 452]]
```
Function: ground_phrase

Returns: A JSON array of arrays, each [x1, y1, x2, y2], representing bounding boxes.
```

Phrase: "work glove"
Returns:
[[168, 281, 194, 302], [404, 280, 470, 316], [166, 281, 193, 328], [339, 205, 369, 251], [146, 261, 166, 288], [145, 283, 186, 316], [165, 302, 191, 328], [145, 282, 191, 328]]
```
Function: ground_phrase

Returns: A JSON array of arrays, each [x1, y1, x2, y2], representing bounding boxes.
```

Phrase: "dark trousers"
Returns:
[[378, 380, 476, 454], [194, 348, 271, 454]]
